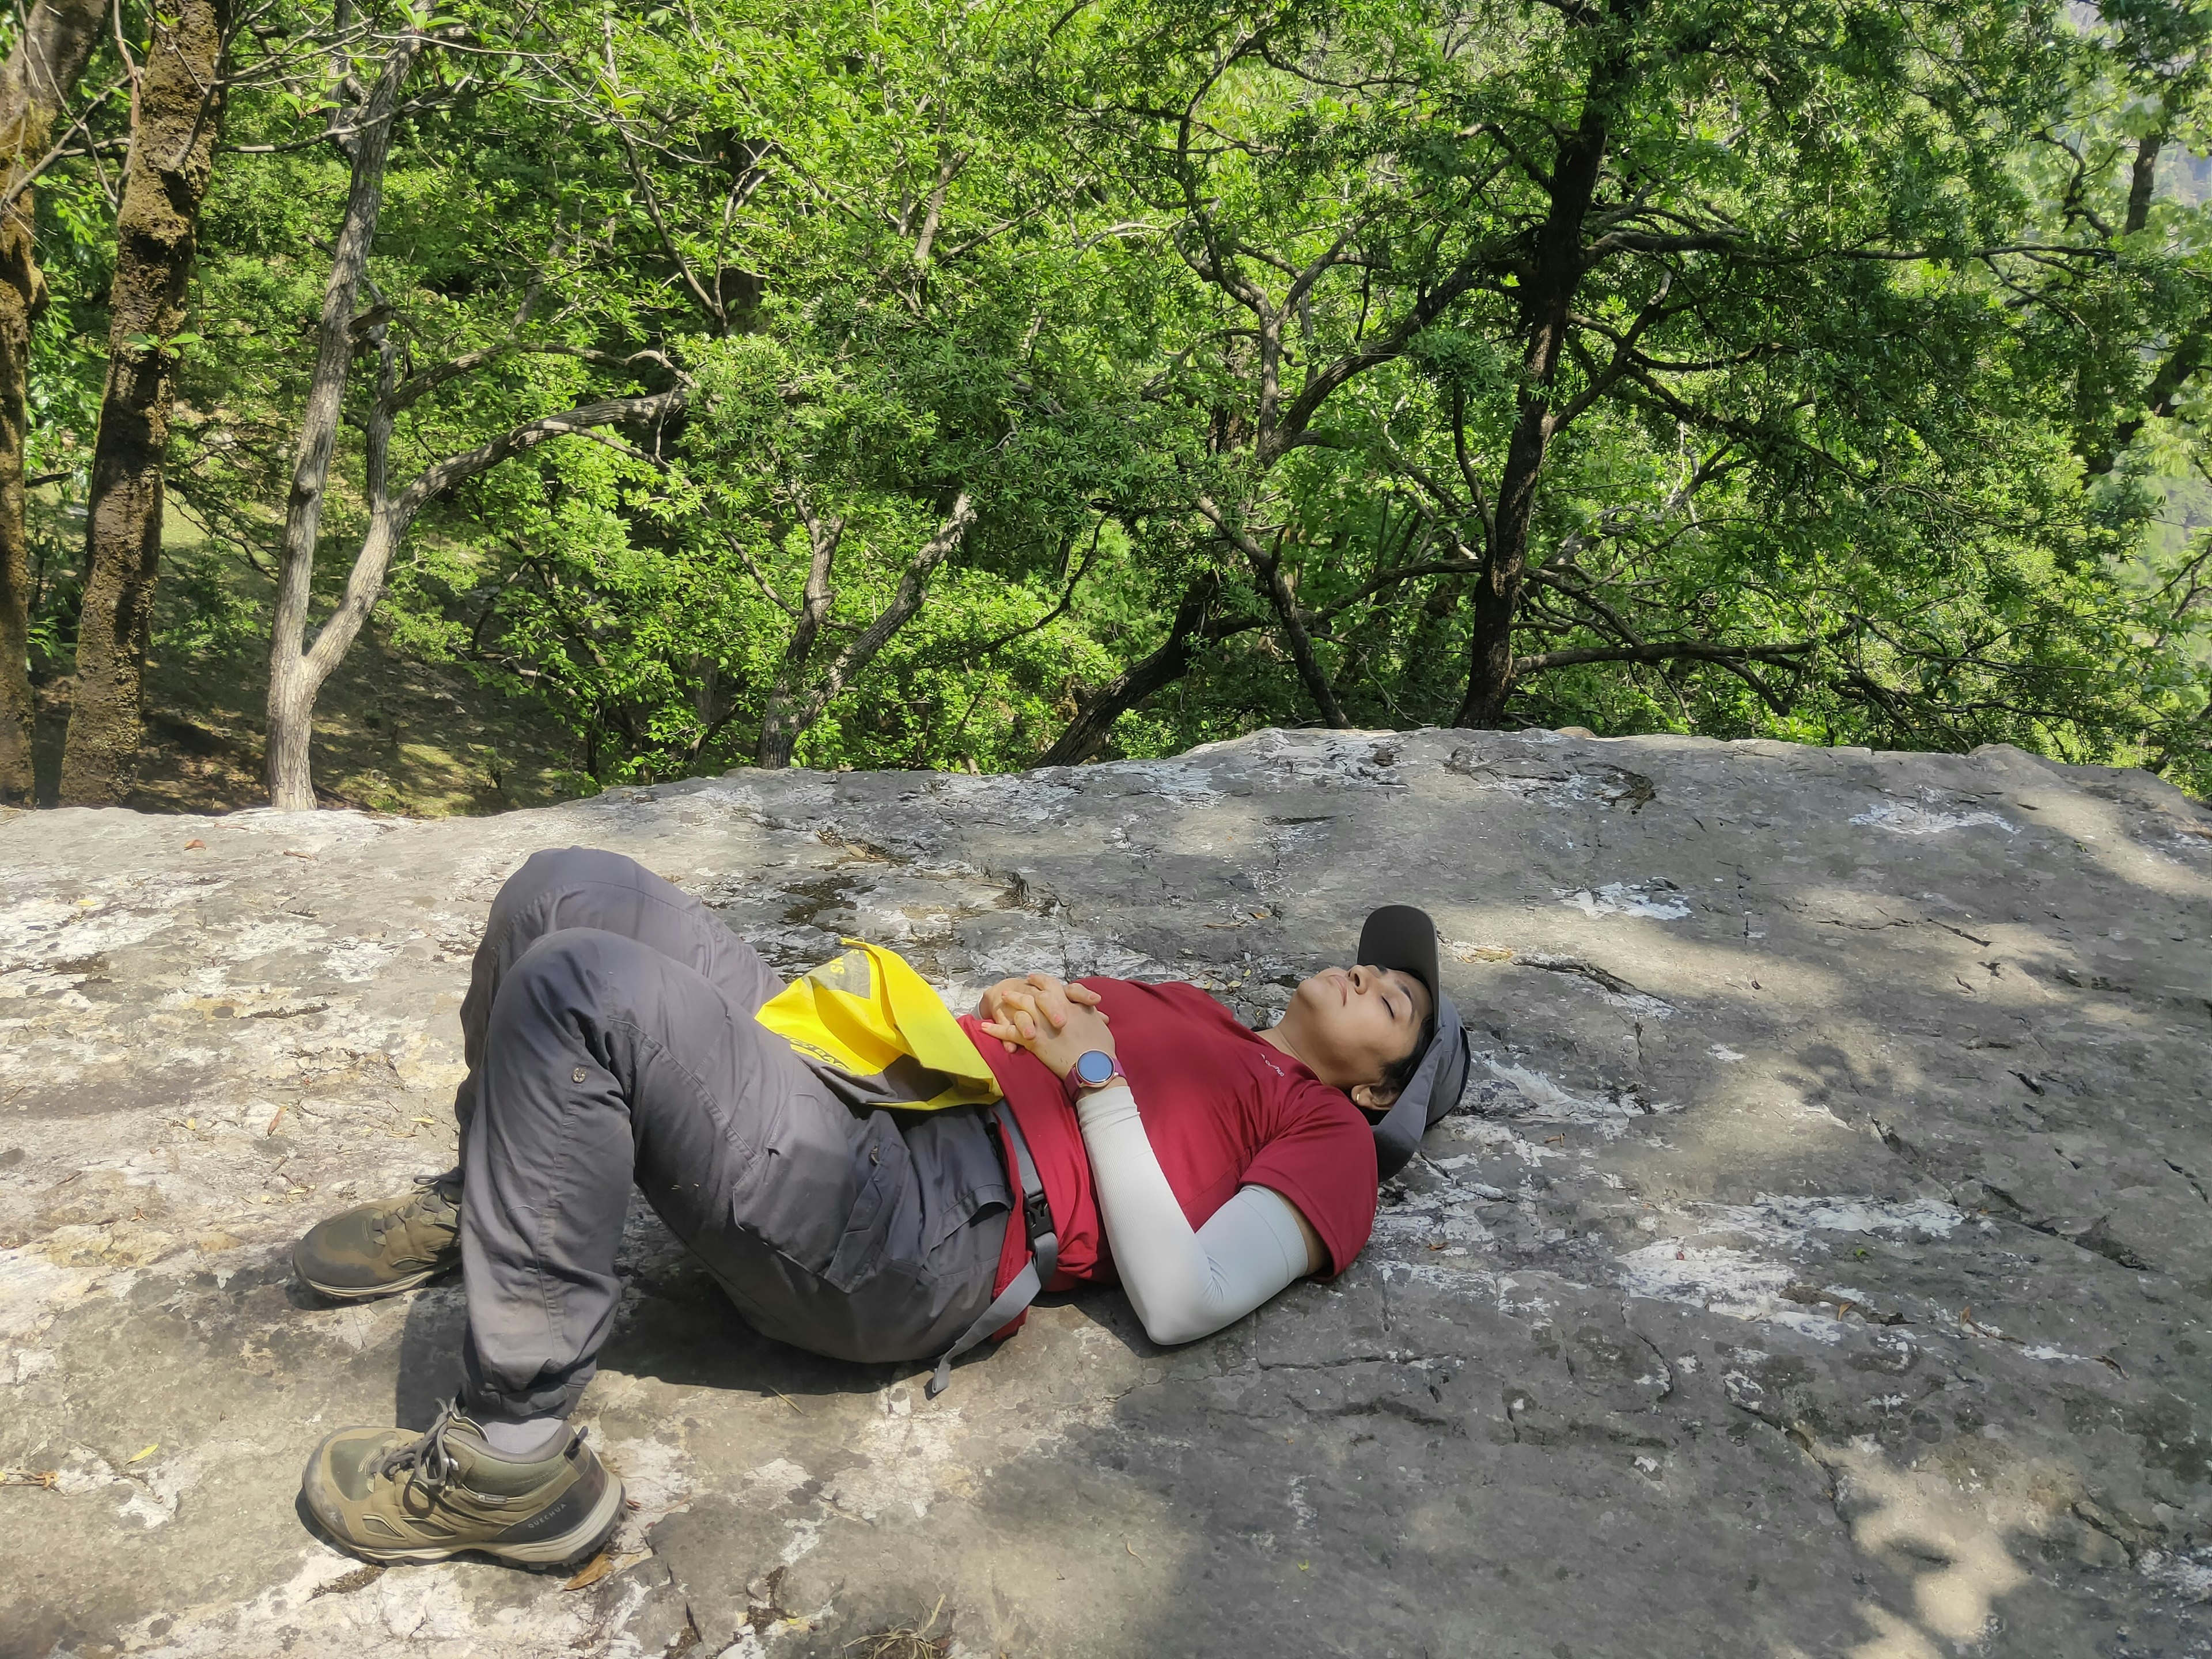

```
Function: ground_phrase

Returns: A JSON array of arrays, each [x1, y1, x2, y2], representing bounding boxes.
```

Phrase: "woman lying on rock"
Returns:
[[290, 847, 1468, 1566]]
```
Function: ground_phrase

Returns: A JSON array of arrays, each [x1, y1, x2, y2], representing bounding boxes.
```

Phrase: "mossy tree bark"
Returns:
[[58, 0, 232, 804], [0, 0, 104, 804]]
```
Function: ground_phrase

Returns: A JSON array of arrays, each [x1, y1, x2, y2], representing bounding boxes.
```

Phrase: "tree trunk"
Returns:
[[1456, 408, 1551, 728], [1247, 537, 1348, 728], [58, 0, 231, 804], [1039, 572, 1229, 767], [754, 718, 799, 771], [2127, 131, 2164, 237], [0, 0, 103, 804], [264, 31, 422, 810], [756, 506, 841, 768], [1454, 48, 1627, 730]]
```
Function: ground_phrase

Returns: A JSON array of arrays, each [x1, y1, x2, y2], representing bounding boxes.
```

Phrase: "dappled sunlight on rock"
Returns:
[[1815, 1436, 2069, 1657]]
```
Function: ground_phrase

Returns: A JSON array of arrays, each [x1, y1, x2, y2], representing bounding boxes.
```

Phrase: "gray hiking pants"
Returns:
[[447, 847, 1013, 1421]]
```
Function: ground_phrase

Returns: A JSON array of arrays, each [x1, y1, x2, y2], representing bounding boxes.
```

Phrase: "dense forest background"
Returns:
[[1, 0, 2209, 813]]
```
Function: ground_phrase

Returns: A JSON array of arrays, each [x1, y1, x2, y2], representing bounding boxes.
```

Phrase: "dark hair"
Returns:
[[1375, 1005, 1434, 1104]]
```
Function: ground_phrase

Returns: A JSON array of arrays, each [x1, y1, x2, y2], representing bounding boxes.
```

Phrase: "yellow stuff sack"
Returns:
[[753, 938, 1002, 1110]]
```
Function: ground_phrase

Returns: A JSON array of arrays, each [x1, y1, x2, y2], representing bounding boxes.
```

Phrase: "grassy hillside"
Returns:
[[27, 519, 583, 816]]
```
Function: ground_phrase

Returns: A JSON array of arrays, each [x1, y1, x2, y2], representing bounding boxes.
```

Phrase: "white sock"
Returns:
[[477, 1415, 566, 1458]]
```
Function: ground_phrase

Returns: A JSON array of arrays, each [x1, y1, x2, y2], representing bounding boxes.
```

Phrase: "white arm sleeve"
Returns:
[[1073, 1082, 1316, 1346]]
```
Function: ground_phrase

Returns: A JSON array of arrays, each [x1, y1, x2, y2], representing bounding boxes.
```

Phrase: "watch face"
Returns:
[[1075, 1050, 1115, 1086]]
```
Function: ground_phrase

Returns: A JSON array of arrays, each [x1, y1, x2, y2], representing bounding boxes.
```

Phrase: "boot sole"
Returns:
[[304, 1460, 627, 1568], [296, 1262, 455, 1301]]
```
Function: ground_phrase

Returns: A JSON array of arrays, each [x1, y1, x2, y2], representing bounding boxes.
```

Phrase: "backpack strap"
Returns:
[[926, 1104, 1059, 1398]]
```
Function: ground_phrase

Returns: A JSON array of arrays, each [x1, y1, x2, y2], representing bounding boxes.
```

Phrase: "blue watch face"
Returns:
[[1075, 1049, 1116, 1086]]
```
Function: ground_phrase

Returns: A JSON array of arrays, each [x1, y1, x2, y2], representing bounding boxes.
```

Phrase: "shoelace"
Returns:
[[369, 1402, 462, 1499], [369, 1174, 460, 1247], [368, 1402, 586, 1500]]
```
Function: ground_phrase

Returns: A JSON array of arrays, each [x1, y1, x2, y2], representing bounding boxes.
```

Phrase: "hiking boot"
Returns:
[[300, 1403, 624, 1566], [293, 1172, 462, 1300]]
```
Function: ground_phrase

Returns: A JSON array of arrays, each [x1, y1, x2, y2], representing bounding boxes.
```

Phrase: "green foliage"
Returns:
[[15, 0, 2211, 801]]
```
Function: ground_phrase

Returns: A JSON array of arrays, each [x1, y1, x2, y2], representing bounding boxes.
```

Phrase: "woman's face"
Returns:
[[1277, 964, 1431, 1109]]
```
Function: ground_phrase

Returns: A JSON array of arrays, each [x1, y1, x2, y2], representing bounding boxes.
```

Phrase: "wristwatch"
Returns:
[[1067, 1048, 1127, 1095]]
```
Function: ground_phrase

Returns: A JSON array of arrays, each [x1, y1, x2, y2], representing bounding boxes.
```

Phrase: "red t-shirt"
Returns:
[[956, 980, 1379, 1329]]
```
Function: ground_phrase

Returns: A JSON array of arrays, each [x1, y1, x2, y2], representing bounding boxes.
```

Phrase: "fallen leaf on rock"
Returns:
[[127, 1444, 158, 1464], [563, 1551, 615, 1591], [282, 849, 316, 861], [1, 1469, 59, 1488], [1452, 944, 1515, 962], [308, 1563, 384, 1599], [183, 839, 204, 850]]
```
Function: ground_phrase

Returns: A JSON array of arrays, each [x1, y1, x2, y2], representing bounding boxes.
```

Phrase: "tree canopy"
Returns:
[[5, 0, 2209, 808]]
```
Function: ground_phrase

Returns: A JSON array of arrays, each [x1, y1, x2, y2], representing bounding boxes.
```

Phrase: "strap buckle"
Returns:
[[929, 1103, 1057, 1400], [1022, 1188, 1053, 1244]]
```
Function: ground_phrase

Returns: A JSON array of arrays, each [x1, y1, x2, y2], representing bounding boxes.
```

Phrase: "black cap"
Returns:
[[1357, 904, 1471, 1180]]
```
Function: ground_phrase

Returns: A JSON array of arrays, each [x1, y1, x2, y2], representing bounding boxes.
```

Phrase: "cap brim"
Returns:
[[1358, 904, 1442, 1006]]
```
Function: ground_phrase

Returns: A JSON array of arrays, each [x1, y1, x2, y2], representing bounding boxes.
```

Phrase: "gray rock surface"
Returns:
[[2, 727, 2209, 1658]]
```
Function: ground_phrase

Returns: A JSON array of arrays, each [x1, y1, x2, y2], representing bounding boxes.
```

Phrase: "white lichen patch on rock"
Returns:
[[1617, 1241, 1805, 1324], [1850, 800, 2017, 835], [1616, 1194, 1966, 1334], [1556, 879, 1693, 919], [1469, 1056, 1673, 1137]]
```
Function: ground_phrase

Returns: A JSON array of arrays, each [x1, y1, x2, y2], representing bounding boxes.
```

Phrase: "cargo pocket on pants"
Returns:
[[820, 1119, 907, 1292]]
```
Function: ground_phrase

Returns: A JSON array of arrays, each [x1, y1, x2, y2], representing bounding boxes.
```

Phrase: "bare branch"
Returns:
[[1195, 494, 1350, 726], [1582, 226, 1740, 263], [386, 388, 685, 534], [1264, 249, 1491, 461], [756, 494, 979, 766], [1548, 271, 1672, 435], [1514, 638, 1813, 673], [811, 494, 976, 706], [618, 123, 726, 331]]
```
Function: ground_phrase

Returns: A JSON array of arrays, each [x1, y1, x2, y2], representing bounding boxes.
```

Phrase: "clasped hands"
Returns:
[[975, 972, 1115, 1080]]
